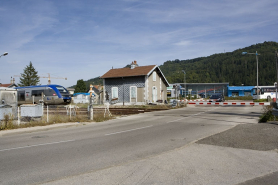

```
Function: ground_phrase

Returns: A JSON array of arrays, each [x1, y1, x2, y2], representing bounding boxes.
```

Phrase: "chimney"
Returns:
[[10, 76, 13, 84], [131, 61, 136, 69], [130, 60, 138, 69]]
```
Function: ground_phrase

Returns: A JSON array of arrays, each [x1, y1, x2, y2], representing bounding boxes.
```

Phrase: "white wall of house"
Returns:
[[146, 70, 167, 103]]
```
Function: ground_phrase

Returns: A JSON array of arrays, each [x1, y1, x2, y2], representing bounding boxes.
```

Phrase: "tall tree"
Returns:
[[18, 61, 40, 86], [74, 79, 87, 93]]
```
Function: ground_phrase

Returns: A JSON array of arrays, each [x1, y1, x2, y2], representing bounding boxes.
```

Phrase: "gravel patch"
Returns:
[[197, 122, 278, 151]]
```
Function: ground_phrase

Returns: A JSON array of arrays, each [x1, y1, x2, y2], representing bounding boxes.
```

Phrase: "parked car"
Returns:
[[169, 99, 179, 106], [209, 94, 225, 102]]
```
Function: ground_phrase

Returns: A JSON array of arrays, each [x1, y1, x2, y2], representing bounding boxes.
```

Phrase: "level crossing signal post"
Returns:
[[89, 84, 94, 120]]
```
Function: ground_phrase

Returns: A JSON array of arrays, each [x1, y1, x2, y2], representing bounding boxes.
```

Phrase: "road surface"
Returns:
[[1, 105, 274, 185]]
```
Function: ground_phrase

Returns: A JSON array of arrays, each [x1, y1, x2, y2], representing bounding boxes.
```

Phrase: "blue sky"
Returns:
[[1, 0, 278, 87]]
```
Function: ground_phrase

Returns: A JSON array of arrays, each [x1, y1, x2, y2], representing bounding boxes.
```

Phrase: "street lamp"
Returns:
[[182, 70, 186, 98], [242, 51, 260, 99], [0, 52, 8, 58]]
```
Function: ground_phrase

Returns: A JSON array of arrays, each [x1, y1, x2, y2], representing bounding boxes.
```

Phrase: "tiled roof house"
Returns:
[[0, 78, 18, 88], [101, 61, 169, 105], [0, 83, 17, 88]]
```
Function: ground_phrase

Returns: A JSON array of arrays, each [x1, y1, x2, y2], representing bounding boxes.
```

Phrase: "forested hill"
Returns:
[[159, 41, 278, 86]]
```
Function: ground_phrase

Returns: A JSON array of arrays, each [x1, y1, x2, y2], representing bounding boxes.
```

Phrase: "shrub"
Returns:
[[254, 99, 268, 102], [225, 96, 253, 100], [0, 114, 15, 130], [259, 104, 278, 122]]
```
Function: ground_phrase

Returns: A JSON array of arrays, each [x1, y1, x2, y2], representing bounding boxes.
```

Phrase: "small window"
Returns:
[[130, 86, 137, 99], [153, 71, 156, 81], [112, 87, 118, 99]]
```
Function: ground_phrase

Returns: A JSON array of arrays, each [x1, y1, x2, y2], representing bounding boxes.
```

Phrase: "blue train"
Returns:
[[15, 85, 71, 105]]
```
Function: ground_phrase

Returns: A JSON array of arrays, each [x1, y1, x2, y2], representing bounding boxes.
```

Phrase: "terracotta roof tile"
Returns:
[[101, 65, 156, 78], [0, 84, 12, 87]]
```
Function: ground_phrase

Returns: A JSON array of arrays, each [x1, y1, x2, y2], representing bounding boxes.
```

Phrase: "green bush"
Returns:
[[225, 96, 253, 100], [259, 105, 278, 122], [253, 99, 268, 102]]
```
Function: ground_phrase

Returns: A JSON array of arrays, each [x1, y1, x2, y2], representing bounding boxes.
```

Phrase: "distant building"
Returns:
[[0, 83, 18, 88], [101, 61, 169, 105], [227, 86, 255, 97], [90, 85, 103, 104], [167, 83, 255, 98], [0, 77, 18, 88], [167, 84, 182, 98], [169, 83, 229, 98], [72, 93, 91, 104]]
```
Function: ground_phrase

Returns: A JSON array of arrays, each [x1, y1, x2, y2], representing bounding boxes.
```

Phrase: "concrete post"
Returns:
[[89, 84, 94, 120]]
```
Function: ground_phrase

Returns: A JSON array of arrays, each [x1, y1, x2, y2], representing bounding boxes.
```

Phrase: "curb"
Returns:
[[0, 122, 85, 137]]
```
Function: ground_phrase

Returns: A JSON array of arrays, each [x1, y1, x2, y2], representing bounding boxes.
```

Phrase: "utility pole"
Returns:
[[182, 70, 186, 98]]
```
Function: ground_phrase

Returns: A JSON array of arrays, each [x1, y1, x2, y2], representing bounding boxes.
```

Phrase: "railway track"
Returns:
[[43, 107, 169, 115]]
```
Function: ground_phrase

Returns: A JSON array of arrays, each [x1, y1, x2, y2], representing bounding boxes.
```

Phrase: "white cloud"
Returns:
[[174, 41, 191, 46]]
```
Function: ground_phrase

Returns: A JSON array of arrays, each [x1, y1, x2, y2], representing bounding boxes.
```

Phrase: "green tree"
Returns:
[[74, 79, 87, 93], [18, 61, 40, 86]]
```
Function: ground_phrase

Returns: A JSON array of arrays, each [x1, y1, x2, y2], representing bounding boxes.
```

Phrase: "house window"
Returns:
[[130, 86, 137, 99], [112, 87, 118, 99], [153, 71, 156, 81], [152, 86, 157, 102]]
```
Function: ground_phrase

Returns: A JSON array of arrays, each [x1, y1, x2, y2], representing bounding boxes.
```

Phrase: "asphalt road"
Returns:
[[0, 105, 266, 184]]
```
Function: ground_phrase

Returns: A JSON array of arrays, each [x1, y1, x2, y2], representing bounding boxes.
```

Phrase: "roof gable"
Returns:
[[101, 65, 156, 78], [0, 83, 18, 88], [101, 65, 169, 87]]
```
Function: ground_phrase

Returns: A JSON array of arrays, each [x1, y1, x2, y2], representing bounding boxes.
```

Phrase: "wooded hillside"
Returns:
[[160, 41, 278, 86]]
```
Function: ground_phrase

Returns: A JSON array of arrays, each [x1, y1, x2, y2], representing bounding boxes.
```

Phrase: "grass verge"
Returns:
[[0, 112, 114, 130]]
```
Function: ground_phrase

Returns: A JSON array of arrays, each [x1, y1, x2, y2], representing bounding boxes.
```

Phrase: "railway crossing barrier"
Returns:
[[186, 102, 270, 106]]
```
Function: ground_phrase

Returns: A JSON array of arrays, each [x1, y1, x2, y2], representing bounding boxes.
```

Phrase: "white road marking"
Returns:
[[167, 118, 186, 123], [105, 125, 153, 136], [0, 140, 75, 152], [168, 109, 217, 122]]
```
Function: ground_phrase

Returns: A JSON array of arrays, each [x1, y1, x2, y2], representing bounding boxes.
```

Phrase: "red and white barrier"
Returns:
[[187, 102, 270, 106]]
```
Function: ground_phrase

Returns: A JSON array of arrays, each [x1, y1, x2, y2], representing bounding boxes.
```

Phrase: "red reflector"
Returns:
[[53, 94, 56, 96]]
